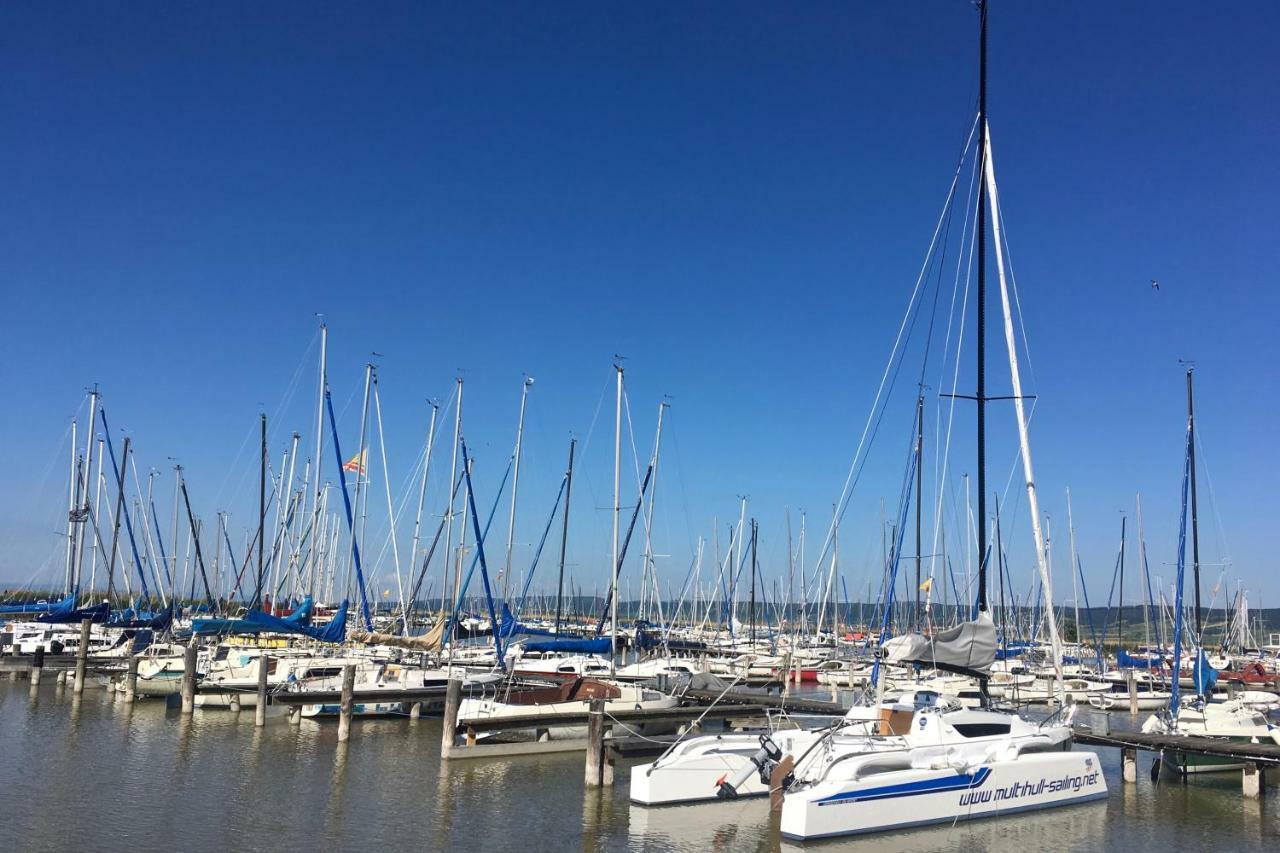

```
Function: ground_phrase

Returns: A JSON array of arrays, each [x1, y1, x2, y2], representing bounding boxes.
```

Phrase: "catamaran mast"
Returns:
[[1186, 367, 1203, 637], [975, 0, 989, 613]]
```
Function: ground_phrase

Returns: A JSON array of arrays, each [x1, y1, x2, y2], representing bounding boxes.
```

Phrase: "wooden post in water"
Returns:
[[181, 643, 197, 714], [124, 654, 139, 702], [1122, 747, 1137, 783], [1242, 763, 1263, 799], [440, 677, 462, 758], [57, 670, 68, 686], [30, 647, 45, 687], [584, 697, 613, 787], [1126, 670, 1138, 716], [337, 663, 356, 742], [255, 655, 269, 727], [73, 617, 92, 694]]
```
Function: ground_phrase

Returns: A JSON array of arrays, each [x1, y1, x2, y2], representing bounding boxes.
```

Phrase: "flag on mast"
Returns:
[[342, 449, 366, 474]]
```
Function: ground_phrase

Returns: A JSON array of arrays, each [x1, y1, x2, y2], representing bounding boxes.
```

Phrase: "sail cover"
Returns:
[[880, 612, 997, 675]]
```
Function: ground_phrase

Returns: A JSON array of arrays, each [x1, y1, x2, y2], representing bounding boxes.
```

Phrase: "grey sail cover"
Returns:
[[881, 611, 996, 675]]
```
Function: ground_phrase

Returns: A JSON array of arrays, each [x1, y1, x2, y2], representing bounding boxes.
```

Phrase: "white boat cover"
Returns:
[[881, 612, 996, 675]]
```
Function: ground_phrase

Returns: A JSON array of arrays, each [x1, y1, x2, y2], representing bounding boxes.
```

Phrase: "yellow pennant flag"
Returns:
[[919, 577, 933, 593]]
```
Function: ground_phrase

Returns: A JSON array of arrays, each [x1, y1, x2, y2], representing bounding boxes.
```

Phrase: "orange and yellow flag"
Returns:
[[342, 449, 367, 474]]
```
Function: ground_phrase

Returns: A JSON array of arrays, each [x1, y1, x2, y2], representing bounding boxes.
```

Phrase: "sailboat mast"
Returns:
[[502, 376, 534, 602], [975, 0, 989, 613], [554, 437, 576, 634], [307, 322, 327, 598], [256, 413, 266, 608], [441, 377, 463, 621], [1186, 367, 1203, 637], [1118, 515, 1127, 645], [63, 418, 78, 595], [914, 393, 923, 630], [610, 364, 623, 670]]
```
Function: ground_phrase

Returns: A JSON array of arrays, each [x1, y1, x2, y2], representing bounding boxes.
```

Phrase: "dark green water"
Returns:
[[1, 680, 1275, 852]]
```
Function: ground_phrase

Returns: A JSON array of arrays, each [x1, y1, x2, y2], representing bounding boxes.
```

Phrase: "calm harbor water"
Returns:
[[1, 680, 1276, 852]]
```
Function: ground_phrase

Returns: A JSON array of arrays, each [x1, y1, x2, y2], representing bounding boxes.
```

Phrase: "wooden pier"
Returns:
[[1073, 724, 1277, 797]]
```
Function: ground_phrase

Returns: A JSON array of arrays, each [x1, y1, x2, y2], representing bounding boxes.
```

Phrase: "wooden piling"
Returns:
[[181, 643, 197, 715], [124, 654, 139, 702], [1243, 762, 1263, 798], [337, 663, 356, 742], [255, 655, 269, 727], [440, 677, 462, 758], [584, 698, 613, 787], [1122, 747, 1137, 783], [1126, 670, 1138, 716], [73, 617, 91, 694], [30, 647, 45, 687]]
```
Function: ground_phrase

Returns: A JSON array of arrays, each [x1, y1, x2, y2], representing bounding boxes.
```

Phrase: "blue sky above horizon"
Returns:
[[1, 3, 1276, 613]]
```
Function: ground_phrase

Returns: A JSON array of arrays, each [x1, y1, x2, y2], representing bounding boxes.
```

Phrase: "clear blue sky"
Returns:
[[2, 3, 1276, 612]]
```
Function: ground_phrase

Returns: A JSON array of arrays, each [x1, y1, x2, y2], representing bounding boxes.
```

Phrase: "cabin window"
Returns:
[[952, 723, 1011, 738]]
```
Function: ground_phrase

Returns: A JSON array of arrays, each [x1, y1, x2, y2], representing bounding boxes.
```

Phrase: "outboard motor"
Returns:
[[716, 734, 783, 799]]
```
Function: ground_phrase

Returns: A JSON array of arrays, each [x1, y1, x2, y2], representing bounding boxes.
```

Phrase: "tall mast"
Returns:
[[1186, 367, 1203, 637], [441, 377, 463, 618], [610, 364, 623, 670], [307, 321, 327, 597], [985, 117, 1065, 697], [554, 437, 577, 634], [975, 0, 989, 613], [1066, 488, 1082, 645], [372, 376, 407, 630], [1117, 515, 1127, 645], [73, 389, 100, 597], [256, 413, 267, 608], [63, 418, 78, 595], [88, 438, 105, 595], [351, 364, 375, 602], [750, 519, 758, 643], [407, 401, 440, 628], [502, 376, 534, 602], [914, 393, 924, 630]]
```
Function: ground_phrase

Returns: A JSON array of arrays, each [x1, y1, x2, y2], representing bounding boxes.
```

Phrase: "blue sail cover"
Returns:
[[1117, 649, 1164, 669], [36, 602, 110, 624], [191, 597, 315, 637], [522, 637, 612, 654], [0, 592, 76, 615], [1192, 650, 1219, 695], [284, 596, 314, 626], [111, 606, 174, 631], [242, 599, 349, 643]]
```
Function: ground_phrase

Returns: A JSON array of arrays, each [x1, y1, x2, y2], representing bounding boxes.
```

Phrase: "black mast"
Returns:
[[1186, 368, 1202, 636], [976, 0, 990, 613], [554, 437, 576, 634]]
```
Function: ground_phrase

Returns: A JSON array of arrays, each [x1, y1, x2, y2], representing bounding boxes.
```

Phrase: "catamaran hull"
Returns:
[[780, 751, 1107, 840], [630, 730, 830, 805]]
